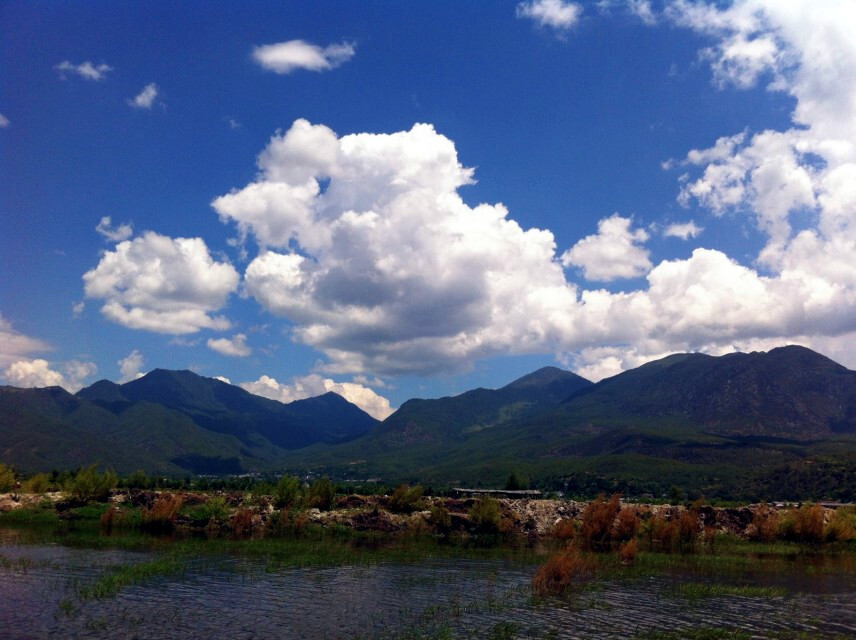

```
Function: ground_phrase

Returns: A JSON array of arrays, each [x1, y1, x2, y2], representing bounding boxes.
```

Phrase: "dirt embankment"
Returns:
[[0, 490, 841, 540]]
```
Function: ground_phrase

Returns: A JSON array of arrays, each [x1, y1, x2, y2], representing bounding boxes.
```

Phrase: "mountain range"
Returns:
[[2, 345, 855, 499]]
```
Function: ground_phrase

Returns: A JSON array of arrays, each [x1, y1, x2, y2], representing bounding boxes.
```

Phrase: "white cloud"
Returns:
[[213, 116, 856, 377], [82, 231, 240, 334], [0, 314, 51, 367], [663, 220, 703, 240], [1, 358, 96, 393], [628, 0, 657, 25], [213, 375, 232, 384], [72, 301, 85, 315], [118, 349, 145, 383], [96, 216, 133, 243], [516, 0, 583, 30], [252, 40, 355, 74], [54, 60, 112, 81], [127, 83, 159, 109], [240, 373, 394, 420], [207, 333, 252, 357], [0, 113, 9, 128], [561, 214, 652, 281]]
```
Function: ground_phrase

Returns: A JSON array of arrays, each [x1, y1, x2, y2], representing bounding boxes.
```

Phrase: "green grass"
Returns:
[[77, 555, 186, 599], [672, 582, 788, 600], [635, 629, 752, 640], [0, 506, 61, 526]]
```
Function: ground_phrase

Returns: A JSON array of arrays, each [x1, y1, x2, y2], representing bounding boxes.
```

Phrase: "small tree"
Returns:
[[0, 463, 16, 492], [67, 464, 117, 503], [388, 484, 424, 513], [274, 475, 302, 509], [307, 476, 335, 511], [469, 496, 502, 533]]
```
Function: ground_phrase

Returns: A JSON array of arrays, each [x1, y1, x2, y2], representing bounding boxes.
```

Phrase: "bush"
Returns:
[[677, 508, 700, 546], [532, 548, 596, 597], [67, 464, 117, 503], [552, 518, 576, 541], [469, 496, 502, 533], [231, 508, 255, 537], [191, 496, 230, 524], [614, 507, 640, 543], [0, 463, 16, 492], [825, 507, 856, 543], [307, 477, 335, 511], [780, 503, 825, 543], [388, 484, 424, 513], [428, 504, 452, 533], [747, 503, 779, 542], [646, 512, 678, 550], [141, 493, 184, 529], [619, 539, 638, 564], [579, 493, 621, 550], [23, 473, 51, 494], [274, 475, 301, 509]]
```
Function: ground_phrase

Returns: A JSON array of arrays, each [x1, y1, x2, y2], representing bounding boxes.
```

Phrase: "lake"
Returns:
[[2, 526, 855, 639]]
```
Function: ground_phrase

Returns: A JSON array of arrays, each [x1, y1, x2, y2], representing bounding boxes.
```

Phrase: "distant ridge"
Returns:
[[0, 369, 379, 474]]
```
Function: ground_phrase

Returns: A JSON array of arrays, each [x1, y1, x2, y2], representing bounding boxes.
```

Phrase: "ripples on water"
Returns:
[[1, 530, 855, 639]]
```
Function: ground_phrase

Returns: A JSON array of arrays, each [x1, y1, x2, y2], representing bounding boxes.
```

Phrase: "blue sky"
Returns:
[[2, 1, 855, 419]]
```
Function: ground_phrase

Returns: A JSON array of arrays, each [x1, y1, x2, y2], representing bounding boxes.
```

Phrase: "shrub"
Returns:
[[191, 496, 230, 524], [100, 506, 118, 528], [579, 493, 621, 550], [469, 496, 502, 533], [747, 503, 779, 542], [67, 464, 117, 503], [231, 508, 255, 537], [646, 512, 678, 551], [307, 476, 335, 511], [0, 463, 16, 492], [428, 504, 452, 533], [141, 493, 184, 529], [677, 508, 700, 546], [782, 503, 825, 544], [614, 507, 640, 543], [825, 507, 856, 543], [552, 518, 577, 541], [23, 473, 51, 494], [532, 548, 596, 597], [274, 475, 301, 509], [388, 484, 424, 513], [619, 539, 638, 564]]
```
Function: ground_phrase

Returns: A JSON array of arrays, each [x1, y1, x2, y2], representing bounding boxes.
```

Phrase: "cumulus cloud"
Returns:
[[663, 220, 703, 240], [127, 83, 159, 109], [252, 40, 355, 74], [2, 358, 96, 392], [214, 119, 578, 375], [240, 373, 394, 420], [82, 231, 239, 334], [628, 0, 657, 25], [0, 113, 9, 128], [207, 333, 252, 357], [55, 60, 112, 81], [561, 214, 652, 281], [118, 349, 145, 383], [96, 216, 133, 243], [0, 314, 52, 367], [516, 0, 583, 31]]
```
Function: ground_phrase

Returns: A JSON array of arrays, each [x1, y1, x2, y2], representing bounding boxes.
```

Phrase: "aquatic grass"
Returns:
[[77, 554, 186, 599], [672, 582, 789, 601], [635, 629, 752, 640], [0, 506, 61, 526]]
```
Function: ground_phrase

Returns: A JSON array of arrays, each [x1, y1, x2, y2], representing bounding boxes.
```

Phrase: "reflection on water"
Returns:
[[1, 528, 855, 639]]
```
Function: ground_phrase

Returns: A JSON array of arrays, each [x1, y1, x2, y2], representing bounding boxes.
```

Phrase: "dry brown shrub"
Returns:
[[141, 493, 183, 528], [231, 508, 254, 537], [647, 513, 678, 550], [824, 507, 856, 543], [619, 539, 638, 564], [793, 503, 825, 543], [532, 548, 597, 597], [580, 493, 621, 550], [677, 509, 700, 546], [614, 507, 640, 542], [100, 506, 118, 528], [703, 525, 717, 546], [747, 503, 779, 542], [552, 518, 576, 541]]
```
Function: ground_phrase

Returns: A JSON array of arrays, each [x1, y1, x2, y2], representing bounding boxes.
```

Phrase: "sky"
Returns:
[[2, 0, 856, 420]]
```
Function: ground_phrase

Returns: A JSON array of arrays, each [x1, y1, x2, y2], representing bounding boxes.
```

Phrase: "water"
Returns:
[[2, 528, 855, 639]]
